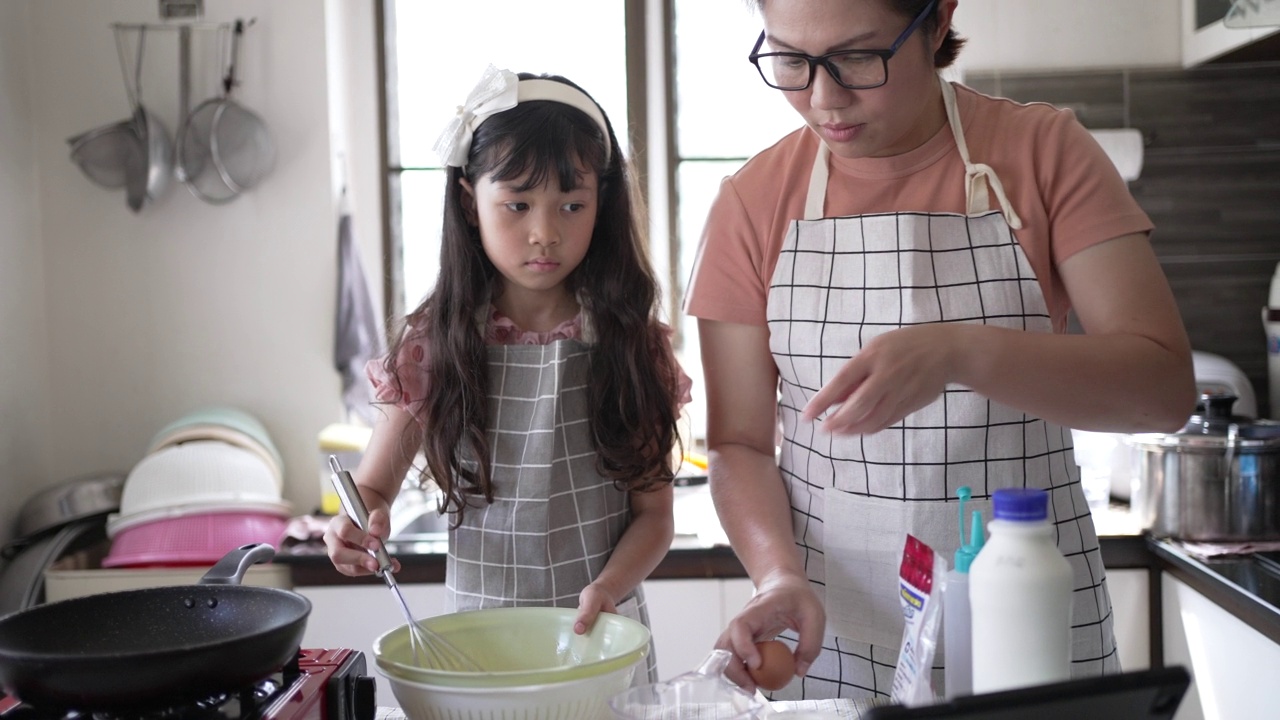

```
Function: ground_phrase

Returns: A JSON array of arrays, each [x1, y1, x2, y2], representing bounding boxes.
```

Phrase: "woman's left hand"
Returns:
[[802, 323, 960, 435], [573, 584, 618, 634]]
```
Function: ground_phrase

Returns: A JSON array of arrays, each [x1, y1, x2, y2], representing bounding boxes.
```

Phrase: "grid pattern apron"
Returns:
[[762, 77, 1118, 700], [445, 338, 657, 683]]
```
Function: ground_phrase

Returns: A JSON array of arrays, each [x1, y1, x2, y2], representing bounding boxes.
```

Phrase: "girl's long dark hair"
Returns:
[[382, 73, 681, 523]]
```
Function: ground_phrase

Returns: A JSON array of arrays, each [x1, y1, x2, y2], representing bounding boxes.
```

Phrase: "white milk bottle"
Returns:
[[968, 487, 1072, 694]]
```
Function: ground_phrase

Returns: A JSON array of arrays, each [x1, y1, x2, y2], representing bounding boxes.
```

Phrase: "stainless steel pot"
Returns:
[[8, 473, 124, 549], [1127, 393, 1280, 541]]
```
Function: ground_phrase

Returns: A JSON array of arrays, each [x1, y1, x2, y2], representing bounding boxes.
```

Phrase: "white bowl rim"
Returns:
[[373, 657, 640, 694]]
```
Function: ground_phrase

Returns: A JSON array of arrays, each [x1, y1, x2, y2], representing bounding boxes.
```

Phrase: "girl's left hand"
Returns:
[[573, 584, 618, 634], [802, 323, 960, 435]]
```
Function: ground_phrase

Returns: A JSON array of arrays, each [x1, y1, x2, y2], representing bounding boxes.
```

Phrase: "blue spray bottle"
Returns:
[[943, 486, 985, 698]]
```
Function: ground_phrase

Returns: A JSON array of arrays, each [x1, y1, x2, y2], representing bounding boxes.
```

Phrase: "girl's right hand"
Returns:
[[323, 506, 400, 576]]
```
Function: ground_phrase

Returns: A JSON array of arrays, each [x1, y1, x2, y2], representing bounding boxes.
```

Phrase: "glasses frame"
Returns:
[[748, 0, 940, 91]]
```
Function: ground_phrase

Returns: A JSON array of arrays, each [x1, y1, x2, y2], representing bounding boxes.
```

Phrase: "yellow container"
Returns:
[[318, 423, 372, 515]]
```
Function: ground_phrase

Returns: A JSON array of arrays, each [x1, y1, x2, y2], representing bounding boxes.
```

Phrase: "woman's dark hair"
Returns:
[[381, 73, 681, 524], [752, 0, 966, 68]]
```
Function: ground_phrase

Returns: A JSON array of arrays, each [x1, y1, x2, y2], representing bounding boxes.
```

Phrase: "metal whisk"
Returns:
[[327, 456, 482, 672]]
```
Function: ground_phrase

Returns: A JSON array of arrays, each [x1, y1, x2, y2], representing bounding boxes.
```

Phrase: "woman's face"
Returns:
[[760, 0, 953, 159]]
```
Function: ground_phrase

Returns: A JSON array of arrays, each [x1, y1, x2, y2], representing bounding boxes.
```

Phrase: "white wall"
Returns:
[[954, 0, 1182, 74], [0, 0, 382, 527], [0, 0, 1192, 537], [0, 0, 54, 540]]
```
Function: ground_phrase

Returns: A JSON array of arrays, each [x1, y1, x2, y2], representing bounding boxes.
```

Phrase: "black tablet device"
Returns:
[[862, 666, 1190, 720]]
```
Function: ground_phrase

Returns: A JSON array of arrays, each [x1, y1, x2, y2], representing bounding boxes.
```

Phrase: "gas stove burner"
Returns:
[[0, 650, 374, 720], [57, 676, 285, 720]]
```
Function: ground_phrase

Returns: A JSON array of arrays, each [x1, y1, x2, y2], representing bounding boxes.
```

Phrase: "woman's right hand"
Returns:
[[715, 571, 826, 692], [323, 503, 400, 576]]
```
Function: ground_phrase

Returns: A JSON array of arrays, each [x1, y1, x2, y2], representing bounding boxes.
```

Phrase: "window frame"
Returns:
[[374, 0, 691, 344]]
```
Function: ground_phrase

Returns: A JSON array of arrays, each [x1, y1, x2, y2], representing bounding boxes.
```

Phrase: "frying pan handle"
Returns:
[[200, 542, 276, 585]]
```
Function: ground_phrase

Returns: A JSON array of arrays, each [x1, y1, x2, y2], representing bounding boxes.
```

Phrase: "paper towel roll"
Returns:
[[1268, 261, 1280, 419], [1089, 128, 1144, 182], [1266, 308, 1280, 421]]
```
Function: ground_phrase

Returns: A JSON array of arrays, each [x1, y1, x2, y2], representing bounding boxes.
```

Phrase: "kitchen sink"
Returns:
[[388, 482, 450, 543]]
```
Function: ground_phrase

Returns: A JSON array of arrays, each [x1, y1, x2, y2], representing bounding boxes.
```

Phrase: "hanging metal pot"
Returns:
[[1127, 392, 1280, 541], [67, 26, 171, 212]]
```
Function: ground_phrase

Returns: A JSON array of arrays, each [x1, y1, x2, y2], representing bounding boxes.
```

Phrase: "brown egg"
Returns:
[[748, 639, 796, 691]]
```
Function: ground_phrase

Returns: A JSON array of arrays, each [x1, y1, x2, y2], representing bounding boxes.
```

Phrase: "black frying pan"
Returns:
[[0, 543, 310, 711]]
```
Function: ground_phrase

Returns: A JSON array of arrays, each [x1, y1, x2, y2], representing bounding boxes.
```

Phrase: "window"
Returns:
[[379, 0, 802, 443]]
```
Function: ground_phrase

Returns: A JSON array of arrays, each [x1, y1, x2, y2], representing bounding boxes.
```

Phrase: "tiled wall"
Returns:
[[966, 62, 1280, 419]]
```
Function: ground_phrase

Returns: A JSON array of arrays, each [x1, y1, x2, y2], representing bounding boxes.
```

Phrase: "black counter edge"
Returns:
[[278, 543, 751, 587], [283, 535, 1146, 587], [1149, 539, 1280, 647]]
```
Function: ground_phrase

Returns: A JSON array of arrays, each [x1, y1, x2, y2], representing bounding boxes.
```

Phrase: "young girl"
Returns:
[[324, 66, 690, 683]]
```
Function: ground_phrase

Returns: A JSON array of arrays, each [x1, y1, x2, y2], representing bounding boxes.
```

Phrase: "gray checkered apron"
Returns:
[[762, 77, 1117, 700], [444, 338, 658, 683]]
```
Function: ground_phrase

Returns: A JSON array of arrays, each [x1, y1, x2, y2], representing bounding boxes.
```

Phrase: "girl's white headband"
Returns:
[[433, 65, 612, 168]]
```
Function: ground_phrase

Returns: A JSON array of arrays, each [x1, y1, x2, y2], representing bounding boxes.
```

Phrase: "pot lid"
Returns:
[[1128, 391, 1280, 451]]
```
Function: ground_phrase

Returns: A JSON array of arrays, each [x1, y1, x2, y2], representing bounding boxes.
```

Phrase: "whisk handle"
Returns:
[[328, 455, 396, 575]]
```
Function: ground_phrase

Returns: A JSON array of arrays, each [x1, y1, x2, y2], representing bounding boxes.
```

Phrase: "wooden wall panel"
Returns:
[[966, 62, 1280, 417]]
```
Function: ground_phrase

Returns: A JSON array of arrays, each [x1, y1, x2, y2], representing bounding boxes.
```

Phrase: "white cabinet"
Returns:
[[642, 578, 755, 682], [296, 583, 449, 707], [1161, 573, 1280, 720], [954, 0, 1182, 73], [1108, 568, 1151, 671], [1181, 0, 1280, 66]]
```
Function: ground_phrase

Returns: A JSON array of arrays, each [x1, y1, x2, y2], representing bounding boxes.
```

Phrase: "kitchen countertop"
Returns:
[[275, 501, 1280, 659], [1148, 538, 1280, 646], [275, 502, 1156, 585], [278, 500, 1280, 717]]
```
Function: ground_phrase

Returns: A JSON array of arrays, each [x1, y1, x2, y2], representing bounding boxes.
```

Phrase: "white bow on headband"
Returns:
[[433, 65, 520, 168], [432, 64, 613, 169]]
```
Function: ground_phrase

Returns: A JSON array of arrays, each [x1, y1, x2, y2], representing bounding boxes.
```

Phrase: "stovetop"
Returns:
[[0, 650, 375, 720]]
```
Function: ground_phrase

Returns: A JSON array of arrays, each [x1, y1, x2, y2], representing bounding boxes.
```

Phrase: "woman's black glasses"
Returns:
[[748, 0, 939, 91]]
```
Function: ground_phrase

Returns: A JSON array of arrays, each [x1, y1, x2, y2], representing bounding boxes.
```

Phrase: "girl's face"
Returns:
[[761, 0, 953, 159], [461, 164, 598, 305]]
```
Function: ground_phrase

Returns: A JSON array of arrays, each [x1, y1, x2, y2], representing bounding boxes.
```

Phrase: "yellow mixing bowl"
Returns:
[[373, 606, 650, 689]]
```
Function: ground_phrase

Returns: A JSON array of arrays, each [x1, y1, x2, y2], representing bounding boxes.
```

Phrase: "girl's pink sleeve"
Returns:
[[365, 329, 432, 409]]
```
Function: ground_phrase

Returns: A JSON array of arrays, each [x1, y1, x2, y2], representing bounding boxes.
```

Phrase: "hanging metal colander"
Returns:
[[177, 19, 275, 204]]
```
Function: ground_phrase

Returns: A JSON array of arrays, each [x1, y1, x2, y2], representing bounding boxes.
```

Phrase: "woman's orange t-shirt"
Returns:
[[683, 82, 1153, 333]]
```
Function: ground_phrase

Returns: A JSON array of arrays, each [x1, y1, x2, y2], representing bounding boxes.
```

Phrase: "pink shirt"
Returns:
[[368, 306, 693, 410], [684, 83, 1154, 333]]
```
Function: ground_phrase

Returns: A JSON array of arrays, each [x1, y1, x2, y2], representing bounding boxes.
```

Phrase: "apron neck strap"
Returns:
[[804, 137, 830, 220], [940, 76, 1023, 229], [801, 76, 1023, 229]]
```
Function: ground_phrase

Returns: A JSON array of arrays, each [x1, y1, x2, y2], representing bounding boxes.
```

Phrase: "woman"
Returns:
[[682, 0, 1195, 700]]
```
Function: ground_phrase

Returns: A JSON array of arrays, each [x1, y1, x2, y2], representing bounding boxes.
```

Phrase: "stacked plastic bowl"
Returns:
[[102, 408, 292, 568], [373, 607, 651, 720]]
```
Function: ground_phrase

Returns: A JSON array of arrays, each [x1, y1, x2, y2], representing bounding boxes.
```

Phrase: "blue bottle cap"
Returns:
[[992, 487, 1049, 521]]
